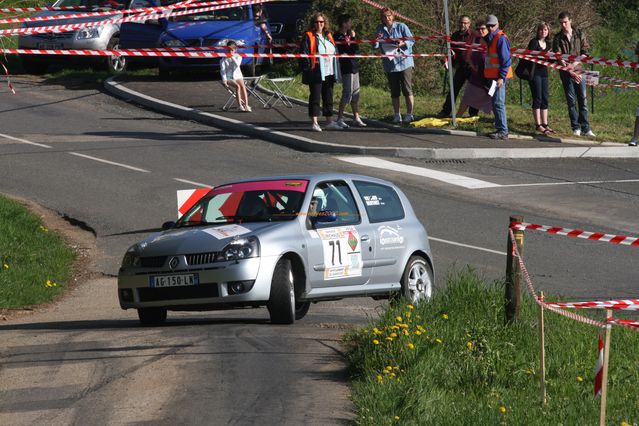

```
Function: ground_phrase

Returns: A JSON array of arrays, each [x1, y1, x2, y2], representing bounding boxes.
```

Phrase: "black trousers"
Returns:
[[528, 74, 549, 110], [441, 65, 478, 116], [308, 76, 335, 117]]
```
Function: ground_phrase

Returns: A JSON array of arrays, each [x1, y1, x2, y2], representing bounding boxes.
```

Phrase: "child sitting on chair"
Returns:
[[220, 40, 251, 112]]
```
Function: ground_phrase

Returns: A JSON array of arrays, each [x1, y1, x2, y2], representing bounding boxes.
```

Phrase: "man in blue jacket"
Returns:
[[375, 8, 415, 124]]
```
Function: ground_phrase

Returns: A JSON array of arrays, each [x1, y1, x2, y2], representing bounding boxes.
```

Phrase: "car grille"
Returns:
[[33, 32, 74, 40], [137, 283, 219, 302], [186, 252, 217, 266], [184, 38, 219, 47], [140, 256, 167, 268]]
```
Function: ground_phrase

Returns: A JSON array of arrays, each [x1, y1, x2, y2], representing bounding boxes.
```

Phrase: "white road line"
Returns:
[[0, 132, 52, 149], [68, 152, 150, 173], [429, 236, 506, 256], [336, 156, 501, 189], [496, 179, 639, 188], [173, 178, 212, 188]]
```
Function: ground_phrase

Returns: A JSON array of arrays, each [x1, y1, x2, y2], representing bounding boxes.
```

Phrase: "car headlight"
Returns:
[[219, 236, 260, 262], [76, 27, 101, 40], [216, 38, 245, 47], [121, 243, 145, 267], [163, 39, 186, 47]]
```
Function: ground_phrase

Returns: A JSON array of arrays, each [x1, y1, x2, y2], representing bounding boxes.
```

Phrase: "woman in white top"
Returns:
[[220, 40, 251, 112]]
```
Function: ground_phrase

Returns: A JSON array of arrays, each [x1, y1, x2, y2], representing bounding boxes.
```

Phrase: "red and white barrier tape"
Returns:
[[544, 299, 639, 311], [511, 48, 639, 70], [0, 62, 15, 95], [609, 318, 639, 329], [0, 5, 90, 12], [510, 221, 639, 247]]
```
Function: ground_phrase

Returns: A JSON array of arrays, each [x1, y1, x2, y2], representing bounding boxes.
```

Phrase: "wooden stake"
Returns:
[[505, 215, 524, 324], [538, 291, 547, 405], [599, 309, 613, 426]]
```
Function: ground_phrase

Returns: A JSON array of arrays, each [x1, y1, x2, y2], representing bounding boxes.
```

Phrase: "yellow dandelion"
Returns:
[[415, 330, 422, 336], [405, 311, 412, 318], [499, 406, 507, 414], [385, 337, 394, 341], [385, 366, 393, 371], [2, 263, 8, 269], [395, 316, 403, 322], [377, 375, 383, 382], [373, 327, 382, 335], [621, 422, 631, 426], [372, 339, 380, 345], [441, 313, 449, 320], [390, 332, 398, 338], [399, 323, 409, 328], [390, 372, 396, 378], [402, 329, 409, 336], [577, 376, 584, 382], [435, 338, 443, 344], [391, 325, 400, 330], [466, 341, 473, 350], [394, 416, 400, 420], [526, 368, 534, 375], [393, 366, 399, 370], [407, 343, 415, 349], [465, 332, 471, 337], [39, 225, 48, 232], [407, 304, 414, 310]]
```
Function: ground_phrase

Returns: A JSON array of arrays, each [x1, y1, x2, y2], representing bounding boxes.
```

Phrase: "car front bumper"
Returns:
[[117, 255, 279, 310]]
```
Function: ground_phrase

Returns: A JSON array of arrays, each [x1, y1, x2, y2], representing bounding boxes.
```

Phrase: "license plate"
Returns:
[[150, 273, 199, 288], [273, 38, 286, 45], [37, 42, 62, 50]]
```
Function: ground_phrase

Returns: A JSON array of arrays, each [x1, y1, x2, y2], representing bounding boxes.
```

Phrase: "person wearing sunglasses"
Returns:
[[483, 14, 513, 140], [300, 12, 341, 132]]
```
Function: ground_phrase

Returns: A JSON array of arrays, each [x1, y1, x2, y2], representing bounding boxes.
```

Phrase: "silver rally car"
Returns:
[[118, 173, 434, 325]]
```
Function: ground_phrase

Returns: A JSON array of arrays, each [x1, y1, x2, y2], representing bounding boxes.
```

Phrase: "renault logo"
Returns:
[[169, 257, 179, 270]]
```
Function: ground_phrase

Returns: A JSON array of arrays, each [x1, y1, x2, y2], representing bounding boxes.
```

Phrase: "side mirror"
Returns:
[[315, 210, 337, 223], [161, 221, 176, 230]]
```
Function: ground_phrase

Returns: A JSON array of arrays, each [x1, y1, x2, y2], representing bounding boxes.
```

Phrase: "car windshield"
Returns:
[[175, 179, 309, 227], [170, 5, 249, 22], [55, 0, 127, 9]]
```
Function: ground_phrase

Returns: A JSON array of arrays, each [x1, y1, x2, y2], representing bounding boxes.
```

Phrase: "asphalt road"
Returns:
[[0, 76, 637, 424]]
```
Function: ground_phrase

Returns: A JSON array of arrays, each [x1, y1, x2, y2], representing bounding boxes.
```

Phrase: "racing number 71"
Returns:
[[328, 240, 342, 265]]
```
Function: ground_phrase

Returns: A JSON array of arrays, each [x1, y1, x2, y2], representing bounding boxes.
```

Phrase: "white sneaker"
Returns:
[[336, 119, 350, 129], [572, 129, 581, 136], [324, 121, 342, 130], [630, 139, 638, 147], [584, 130, 596, 137], [311, 123, 322, 132], [392, 114, 402, 124], [352, 117, 367, 127], [403, 113, 414, 123]]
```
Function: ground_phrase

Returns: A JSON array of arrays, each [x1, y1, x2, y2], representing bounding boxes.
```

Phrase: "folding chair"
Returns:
[[221, 83, 239, 111], [263, 77, 294, 108], [243, 75, 268, 108]]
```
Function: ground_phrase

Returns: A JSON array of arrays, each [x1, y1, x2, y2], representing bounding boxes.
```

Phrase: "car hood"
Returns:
[[138, 222, 284, 256], [162, 20, 252, 41], [22, 10, 121, 28]]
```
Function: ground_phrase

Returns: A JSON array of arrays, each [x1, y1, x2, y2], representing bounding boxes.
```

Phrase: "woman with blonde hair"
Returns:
[[300, 12, 341, 132]]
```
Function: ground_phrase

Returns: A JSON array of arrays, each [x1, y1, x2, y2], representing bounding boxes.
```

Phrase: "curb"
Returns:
[[105, 77, 639, 160]]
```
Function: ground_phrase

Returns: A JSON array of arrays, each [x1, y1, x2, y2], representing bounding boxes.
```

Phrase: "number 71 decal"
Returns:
[[318, 226, 362, 280]]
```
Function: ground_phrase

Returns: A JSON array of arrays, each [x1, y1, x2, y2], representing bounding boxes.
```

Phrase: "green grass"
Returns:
[[0, 196, 75, 308], [278, 73, 638, 144], [346, 268, 639, 425]]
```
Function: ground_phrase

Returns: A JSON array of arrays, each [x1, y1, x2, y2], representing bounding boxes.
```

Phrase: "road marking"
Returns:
[[173, 178, 212, 188], [336, 156, 501, 189], [429, 236, 506, 256], [496, 179, 639, 188], [69, 152, 150, 173], [0, 132, 52, 149]]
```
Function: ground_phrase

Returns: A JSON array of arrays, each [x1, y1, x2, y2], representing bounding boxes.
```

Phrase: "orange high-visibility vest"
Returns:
[[484, 31, 513, 79], [305, 31, 336, 70]]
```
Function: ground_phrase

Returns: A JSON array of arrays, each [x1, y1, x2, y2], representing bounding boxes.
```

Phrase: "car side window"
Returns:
[[130, 0, 153, 7], [353, 181, 405, 223], [308, 181, 360, 227]]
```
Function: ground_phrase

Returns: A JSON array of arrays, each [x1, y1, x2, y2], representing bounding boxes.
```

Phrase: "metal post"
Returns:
[[443, 0, 456, 127], [590, 63, 595, 114], [505, 215, 524, 324]]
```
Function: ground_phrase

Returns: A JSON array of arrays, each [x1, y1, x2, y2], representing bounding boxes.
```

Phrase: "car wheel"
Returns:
[[137, 307, 167, 325], [21, 55, 49, 75], [267, 258, 295, 324], [106, 36, 126, 74], [295, 301, 310, 320], [158, 67, 172, 79], [400, 255, 433, 304]]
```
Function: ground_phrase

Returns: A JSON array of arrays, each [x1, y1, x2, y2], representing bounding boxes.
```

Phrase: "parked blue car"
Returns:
[[120, 1, 268, 76]]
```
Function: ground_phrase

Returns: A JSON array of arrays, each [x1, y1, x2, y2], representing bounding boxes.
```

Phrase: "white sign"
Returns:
[[317, 226, 362, 280], [585, 71, 599, 86], [203, 224, 250, 240]]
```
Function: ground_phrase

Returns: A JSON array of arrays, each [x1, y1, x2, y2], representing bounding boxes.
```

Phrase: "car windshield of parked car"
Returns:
[[171, 5, 249, 22], [55, 0, 127, 9], [176, 179, 309, 227]]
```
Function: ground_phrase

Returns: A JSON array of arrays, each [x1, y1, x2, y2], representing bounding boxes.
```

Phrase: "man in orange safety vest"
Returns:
[[483, 14, 512, 140]]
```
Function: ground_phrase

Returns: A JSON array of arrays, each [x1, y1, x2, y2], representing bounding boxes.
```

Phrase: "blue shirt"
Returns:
[[484, 28, 512, 80], [374, 22, 414, 72]]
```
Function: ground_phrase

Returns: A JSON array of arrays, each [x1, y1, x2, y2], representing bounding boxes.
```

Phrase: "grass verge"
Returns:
[[279, 74, 638, 144], [346, 268, 639, 425], [0, 195, 75, 308]]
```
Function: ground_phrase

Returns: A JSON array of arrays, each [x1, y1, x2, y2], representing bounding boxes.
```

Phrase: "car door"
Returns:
[[352, 180, 408, 285], [303, 180, 374, 289]]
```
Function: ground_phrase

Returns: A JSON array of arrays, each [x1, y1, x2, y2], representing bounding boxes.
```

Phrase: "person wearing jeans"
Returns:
[[483, 14, 512, 140]]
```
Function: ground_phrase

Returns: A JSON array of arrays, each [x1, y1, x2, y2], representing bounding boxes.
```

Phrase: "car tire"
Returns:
[[267, 258, 296, 324], [21, 55, 49, 75], [158, 67, 172, 79], [137, 307, 167, 325], [400, 255, 433, 304], [106, 36, 126, 74], [295, 301, 310, 320]]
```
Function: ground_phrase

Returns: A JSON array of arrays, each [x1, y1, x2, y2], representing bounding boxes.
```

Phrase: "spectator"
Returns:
[[457, 22, 492, 117], [630, 41, 639, 146], [334, 14, 367, 128], [220, 40, 251, 112], [375, 8, 415, 124], [439, 15, 477, 118], [300, 12, 341, 132], [552, 11, 595, 137], [526, 22, 554, 134], [253, 5, 273, 44], [483, 14, 513, 140]]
